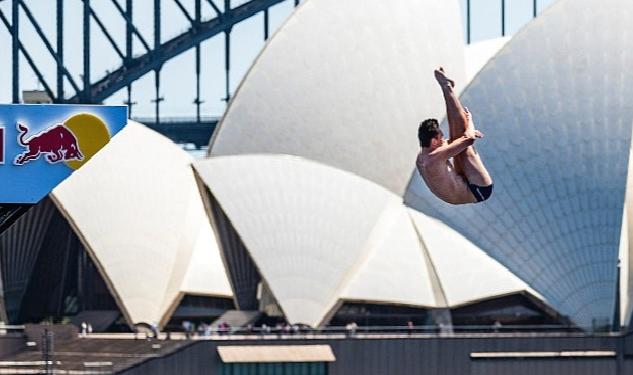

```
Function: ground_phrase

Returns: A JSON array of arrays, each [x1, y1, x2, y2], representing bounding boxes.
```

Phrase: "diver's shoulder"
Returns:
[[417, 151, 439, 169]]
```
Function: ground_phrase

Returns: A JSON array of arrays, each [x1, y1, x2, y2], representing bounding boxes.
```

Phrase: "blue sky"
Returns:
[[0, 0, 556, 118]]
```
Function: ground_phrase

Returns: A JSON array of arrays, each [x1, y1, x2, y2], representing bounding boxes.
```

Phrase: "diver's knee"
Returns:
[[464, 147, 478, 158]]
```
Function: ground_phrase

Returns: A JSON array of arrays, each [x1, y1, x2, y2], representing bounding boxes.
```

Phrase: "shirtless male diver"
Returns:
[[416, 68, 493, 204]]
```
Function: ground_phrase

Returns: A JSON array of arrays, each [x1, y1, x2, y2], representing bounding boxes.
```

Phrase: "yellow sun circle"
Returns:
[[64, 113, 111, 170]]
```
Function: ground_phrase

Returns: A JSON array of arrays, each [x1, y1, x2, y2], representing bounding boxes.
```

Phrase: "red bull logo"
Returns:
[[13, 122, 83, 165]]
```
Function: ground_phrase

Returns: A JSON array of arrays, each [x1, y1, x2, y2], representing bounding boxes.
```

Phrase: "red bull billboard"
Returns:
[[0, 104, 127, 204]]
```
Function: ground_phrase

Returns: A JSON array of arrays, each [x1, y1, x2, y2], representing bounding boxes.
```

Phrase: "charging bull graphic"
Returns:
[[14, 122, 83, 165]]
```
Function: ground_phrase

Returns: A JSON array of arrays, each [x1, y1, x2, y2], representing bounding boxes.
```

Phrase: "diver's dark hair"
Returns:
[[418, 119, 440, 147]]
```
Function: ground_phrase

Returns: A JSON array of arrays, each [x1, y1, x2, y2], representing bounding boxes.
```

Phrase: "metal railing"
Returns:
[[0, 325, 25, 337], [132, 116, 219, 124], [194, 324, 586, 337], [74, 324, 613, 341]]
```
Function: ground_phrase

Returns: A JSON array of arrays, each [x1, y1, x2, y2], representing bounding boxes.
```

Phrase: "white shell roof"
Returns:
[[339, 198, 437, 308], [409, 210, 542, 307], [620, 145, 633, 327], [194, 154, 550, 326], [620, 204, 630, 326], [180, 218, 232, 296], [51, 121, 232, 328], [209, 0, 466, 196], [194, 154, 439, 326], [405, 0, 633, 328]]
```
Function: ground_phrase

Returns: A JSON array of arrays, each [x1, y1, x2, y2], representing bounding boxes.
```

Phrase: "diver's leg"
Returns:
[[457, 111, 493, 187], [460, 147, 493, 187], [434, 67, 471, 142], [434, 67, 470, 176]]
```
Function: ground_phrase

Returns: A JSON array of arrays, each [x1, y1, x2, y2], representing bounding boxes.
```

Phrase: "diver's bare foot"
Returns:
[[464, 106, 475, 131], [464, 106, 472, 125], [434, 67, 455, 89]]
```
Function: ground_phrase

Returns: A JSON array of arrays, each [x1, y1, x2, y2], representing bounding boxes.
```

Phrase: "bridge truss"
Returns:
[[1, 0, 540, 147], [0, 0, 542, 230], [1, 0, 297, 123]]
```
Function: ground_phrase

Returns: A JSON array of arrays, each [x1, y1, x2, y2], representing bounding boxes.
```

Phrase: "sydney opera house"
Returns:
[[2, 0, 633, 373]]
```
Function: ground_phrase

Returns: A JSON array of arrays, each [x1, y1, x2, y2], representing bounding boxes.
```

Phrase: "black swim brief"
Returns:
[[468, 183, 493, 203]]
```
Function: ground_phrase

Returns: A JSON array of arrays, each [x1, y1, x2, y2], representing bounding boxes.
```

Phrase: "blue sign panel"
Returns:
[[0, 104, 128, 204]]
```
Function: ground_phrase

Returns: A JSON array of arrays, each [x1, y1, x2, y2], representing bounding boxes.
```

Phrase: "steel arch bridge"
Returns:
[[1, 0, 298, 144], [0, 0, 542, 232], [1, 0, 540, 148]]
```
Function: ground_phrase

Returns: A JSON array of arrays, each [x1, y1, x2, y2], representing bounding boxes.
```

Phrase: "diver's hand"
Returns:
[[463, 107, 483, 139], [464, 128, 484, 140]]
